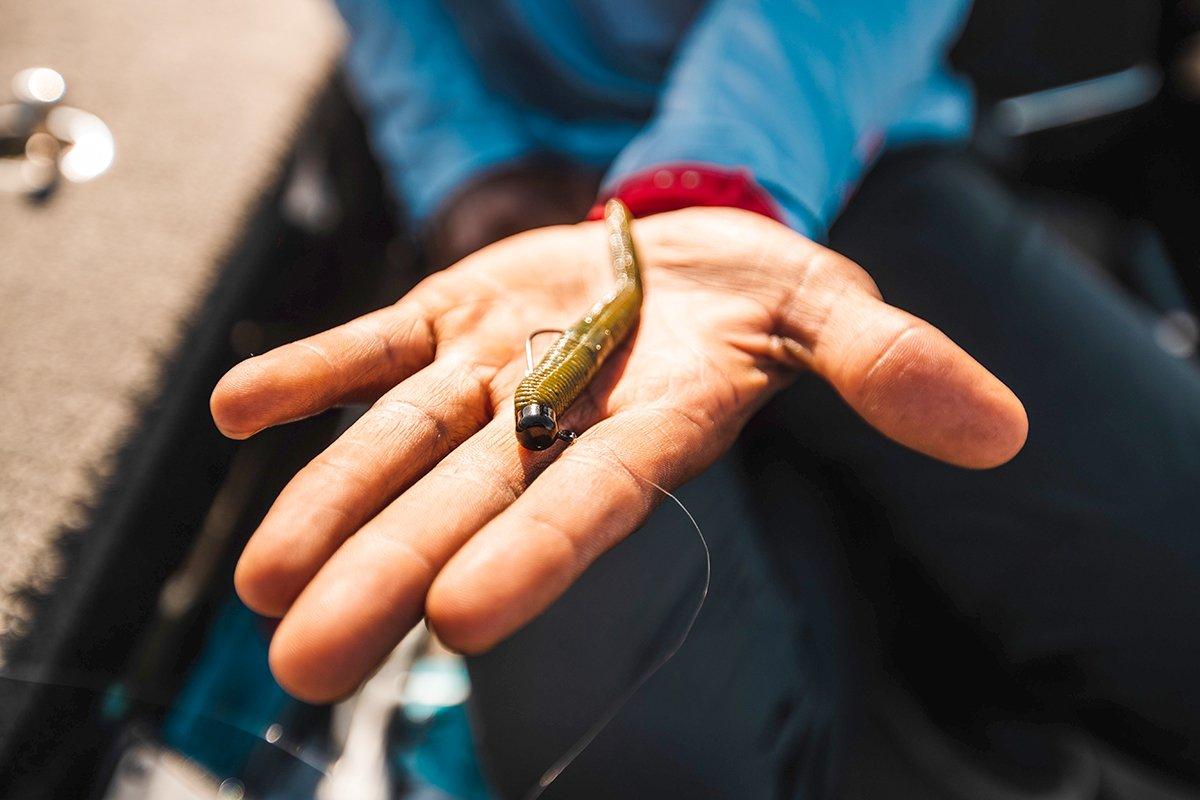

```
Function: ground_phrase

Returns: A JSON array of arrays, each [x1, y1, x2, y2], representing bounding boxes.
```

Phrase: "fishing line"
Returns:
[[522, 471, 711, 800]]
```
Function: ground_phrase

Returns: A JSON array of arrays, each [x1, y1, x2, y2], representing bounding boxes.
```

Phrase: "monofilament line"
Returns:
[[522, 476, 711, 800]]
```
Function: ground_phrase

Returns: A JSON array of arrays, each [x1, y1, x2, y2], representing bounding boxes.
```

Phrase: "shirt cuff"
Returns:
[[585, 163, 785, 224]]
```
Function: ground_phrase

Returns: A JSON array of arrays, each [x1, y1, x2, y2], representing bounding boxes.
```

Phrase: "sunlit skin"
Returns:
[[211, 208, 1028, 703]]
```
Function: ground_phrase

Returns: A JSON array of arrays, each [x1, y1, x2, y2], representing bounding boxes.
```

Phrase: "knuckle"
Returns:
[[436, 460, 525, 509], [560, 444, 656, 519], [855, 321, 924, 411], [773, 249, 833, 334], [775, 249, 881, 350], [372, 396, 451, 444], [363, 529, 438, 587], [526, 506, 593, 569], [805, 278, 854, 355], [310, 451, 375, 496], [357, 312, 437, 374], [294, 339, 340, 381], [663, 400, 717, 434]]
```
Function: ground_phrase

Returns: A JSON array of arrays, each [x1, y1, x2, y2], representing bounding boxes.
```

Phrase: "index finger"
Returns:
[[211, 294, 438, 439]]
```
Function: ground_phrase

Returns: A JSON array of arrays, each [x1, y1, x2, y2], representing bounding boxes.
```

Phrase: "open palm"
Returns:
[[212, 207, 1027, 702]]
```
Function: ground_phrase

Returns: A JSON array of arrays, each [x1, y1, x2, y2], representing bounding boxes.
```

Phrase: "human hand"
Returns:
[[212, 208, 1027, 702]]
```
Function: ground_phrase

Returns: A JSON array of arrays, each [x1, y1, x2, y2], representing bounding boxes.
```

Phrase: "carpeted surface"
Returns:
[[0, 0, 343, 659]]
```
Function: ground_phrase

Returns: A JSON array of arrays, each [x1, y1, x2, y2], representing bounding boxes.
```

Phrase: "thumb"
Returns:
[[785, 262, 1027, 468], [628, 207, 1027, 469]]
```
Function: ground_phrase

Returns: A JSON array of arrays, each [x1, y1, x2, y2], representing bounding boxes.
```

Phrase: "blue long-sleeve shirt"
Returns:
[[336, 0, 973, 238]]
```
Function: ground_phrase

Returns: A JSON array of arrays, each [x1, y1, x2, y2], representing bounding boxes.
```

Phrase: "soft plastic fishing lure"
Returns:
[[514, 198, 643, 450]]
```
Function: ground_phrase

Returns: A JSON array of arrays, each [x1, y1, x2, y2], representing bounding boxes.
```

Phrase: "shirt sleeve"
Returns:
[[602, 0, 974, 238], [335, 0, 536, 224]]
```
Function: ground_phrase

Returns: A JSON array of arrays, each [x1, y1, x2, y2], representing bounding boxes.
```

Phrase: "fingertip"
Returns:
[[267, 623, 357, 704], [828, 308, 1029, 470], [263, 530, 438, 702], [1005, 395, 1030, 461], [425, 512, 582, 655], [902, 329, 1029, 470], [424, 574, 502, 656], [210, 363, 265, 439], [900, 344, 1027, 470], [233, 548, 291, 619], [957, 381, 1028, 469]]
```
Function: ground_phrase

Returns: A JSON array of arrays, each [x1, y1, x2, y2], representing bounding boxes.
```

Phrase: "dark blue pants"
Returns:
[[466, 148, 1200, 799]]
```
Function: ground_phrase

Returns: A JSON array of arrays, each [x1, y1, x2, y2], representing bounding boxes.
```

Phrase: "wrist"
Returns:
[[587, 163, 783, 223]]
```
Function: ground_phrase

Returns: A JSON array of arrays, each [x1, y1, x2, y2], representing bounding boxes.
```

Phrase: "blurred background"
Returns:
[[2, 0, 1199, 798]]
